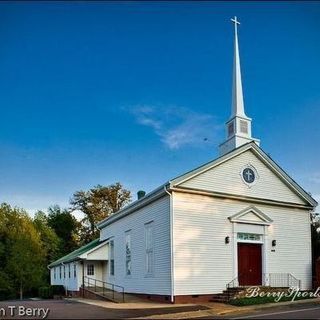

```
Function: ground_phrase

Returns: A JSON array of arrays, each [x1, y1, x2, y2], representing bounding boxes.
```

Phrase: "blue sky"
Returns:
[[0, 1, 319, 216]]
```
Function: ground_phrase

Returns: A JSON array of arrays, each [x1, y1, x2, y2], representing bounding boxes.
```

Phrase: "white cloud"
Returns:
[[130, 105, 221, 149]]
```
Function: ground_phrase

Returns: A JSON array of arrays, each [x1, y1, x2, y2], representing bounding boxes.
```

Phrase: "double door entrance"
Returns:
[[238, 243, 262, 286]]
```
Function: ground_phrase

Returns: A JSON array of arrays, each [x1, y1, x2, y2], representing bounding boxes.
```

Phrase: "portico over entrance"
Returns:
[[228, 206, 271, 287], [227, 206, 301, 289]]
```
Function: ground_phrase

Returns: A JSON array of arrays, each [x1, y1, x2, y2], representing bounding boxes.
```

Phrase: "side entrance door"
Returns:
[[238, 243, 262, 286]]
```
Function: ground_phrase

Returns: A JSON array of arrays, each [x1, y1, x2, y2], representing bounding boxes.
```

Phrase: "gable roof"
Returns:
[[170, 142, 317, 208], [228, 205, 273, 225], [97, 142, 317, 229], [48, 238, 106, 268]]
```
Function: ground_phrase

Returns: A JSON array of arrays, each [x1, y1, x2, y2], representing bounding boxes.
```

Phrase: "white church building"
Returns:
[[49, 17, 317, 303]]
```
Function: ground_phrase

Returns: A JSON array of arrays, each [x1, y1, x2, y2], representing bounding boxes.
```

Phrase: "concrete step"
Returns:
[[224, 287, 244, 292], [209, 296, 229, 303], [212, 293, 230, 298]]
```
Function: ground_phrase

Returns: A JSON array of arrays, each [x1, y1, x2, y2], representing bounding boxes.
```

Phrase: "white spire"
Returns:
[[219, 17, 260, 156], [231, 16, 246, 118]]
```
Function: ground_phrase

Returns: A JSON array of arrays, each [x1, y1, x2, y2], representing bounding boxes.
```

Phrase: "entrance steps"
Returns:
[[210, 286, 293, 303], [210, 287, 245, 303]]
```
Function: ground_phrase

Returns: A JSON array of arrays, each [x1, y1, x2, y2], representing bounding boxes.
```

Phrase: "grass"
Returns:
[[229, 292, 315, 306]]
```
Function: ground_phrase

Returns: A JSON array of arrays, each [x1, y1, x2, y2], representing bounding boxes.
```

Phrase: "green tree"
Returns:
[[0, 204, 46, 299], [47, 205, 80, 256], [33, 211, 61, 267], [70, 183, 131, 242]]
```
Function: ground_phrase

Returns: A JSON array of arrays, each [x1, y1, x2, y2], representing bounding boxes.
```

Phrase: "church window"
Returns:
[[240, 120, 248, 134], [125, 231, 132, 276], [63, 265, 65, 278], [54, 267, 56, 280], [242, 168, 255, 183], [238, 233, 261, 241], [73, 264, 76, 278], [87, 264, 94, 276], [145, 221, 154, 276], [110, 240, 115, 276], [228, 122, 234, 137], [68, 264, 71, 278], [59, 266, 61, 279]]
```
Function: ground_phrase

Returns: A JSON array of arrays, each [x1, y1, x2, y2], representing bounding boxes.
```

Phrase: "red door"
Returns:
[[238, 243, 262, 286]]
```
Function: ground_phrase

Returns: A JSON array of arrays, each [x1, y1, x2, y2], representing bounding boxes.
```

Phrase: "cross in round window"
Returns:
[[242, 168, 255, 184]]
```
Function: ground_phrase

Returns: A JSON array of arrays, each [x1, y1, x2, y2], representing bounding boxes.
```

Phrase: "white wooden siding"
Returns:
[[266, 206, 312, 290], [50, 261, 106, 291], [173, 192, 233, 295], [50, 261, 82, 291], [173, 192, 312, 295], [180, 150, 306, 205], [83, 244, 108, 260], [99, 195, 171, 295]]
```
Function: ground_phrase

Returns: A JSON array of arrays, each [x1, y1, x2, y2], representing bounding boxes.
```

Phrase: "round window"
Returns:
[[242, 168, 255, 184]]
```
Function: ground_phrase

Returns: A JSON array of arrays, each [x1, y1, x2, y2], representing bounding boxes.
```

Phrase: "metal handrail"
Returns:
[[264, 273, 301, 288], [227, 273, 301, 289], [83, 276, 125, 302], [288, 273, 301, 288]]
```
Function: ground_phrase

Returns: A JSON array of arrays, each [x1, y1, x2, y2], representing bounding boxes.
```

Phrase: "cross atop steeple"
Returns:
[[231, 16, 240, 28], [219, 17, 260, 156]]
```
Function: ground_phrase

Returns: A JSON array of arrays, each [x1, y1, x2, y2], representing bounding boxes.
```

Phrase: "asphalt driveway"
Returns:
[[0, 299, 209, 319], [228, 301, 320, 319]]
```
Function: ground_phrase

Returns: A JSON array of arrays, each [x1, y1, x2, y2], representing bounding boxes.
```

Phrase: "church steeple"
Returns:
[[219, 17, 260, 156], [231, 16, 246, 118]]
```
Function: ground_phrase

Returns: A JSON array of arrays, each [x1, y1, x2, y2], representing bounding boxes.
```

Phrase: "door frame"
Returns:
[[232, 223, 269, 286]]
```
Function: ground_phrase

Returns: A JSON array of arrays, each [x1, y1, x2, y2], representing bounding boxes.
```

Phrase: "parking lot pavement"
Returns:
[[228, 301, 320, 319], [0, 299, 210, 319], [2, 298, 319, 319]]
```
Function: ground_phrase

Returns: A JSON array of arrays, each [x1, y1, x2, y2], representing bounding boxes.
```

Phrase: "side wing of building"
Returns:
[[50, 262, 83, 292], [99, 194, 172, 296]]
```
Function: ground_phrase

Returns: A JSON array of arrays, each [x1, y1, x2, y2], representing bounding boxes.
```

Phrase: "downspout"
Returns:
[[164, 184, 175, 303]]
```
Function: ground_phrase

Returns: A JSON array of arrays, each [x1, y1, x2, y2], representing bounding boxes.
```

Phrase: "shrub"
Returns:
[[0, 288, 16, 301], [230, 294, 313, 306], [38, 286, 53, 299], [51, 285, 65, 296]]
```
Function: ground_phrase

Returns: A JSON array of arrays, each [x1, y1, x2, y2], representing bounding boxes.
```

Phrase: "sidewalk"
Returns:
[[68, 297, 320, 319], [66, 297, 189, 309]]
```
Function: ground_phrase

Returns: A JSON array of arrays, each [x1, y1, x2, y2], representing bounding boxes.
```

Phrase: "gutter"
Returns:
[[164, 184, 175, 304]]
